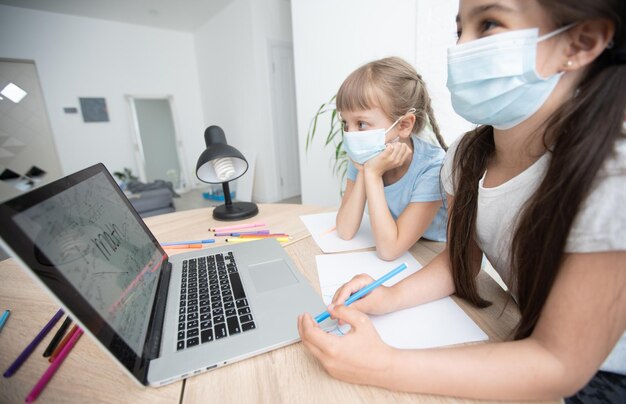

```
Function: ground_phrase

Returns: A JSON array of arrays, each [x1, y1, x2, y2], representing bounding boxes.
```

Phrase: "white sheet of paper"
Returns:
[[316, 251, 488, 349], [300, 211, 375, 253]]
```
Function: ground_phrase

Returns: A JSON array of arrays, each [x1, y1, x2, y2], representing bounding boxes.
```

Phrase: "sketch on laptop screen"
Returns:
[[13, 171, 162, 355]]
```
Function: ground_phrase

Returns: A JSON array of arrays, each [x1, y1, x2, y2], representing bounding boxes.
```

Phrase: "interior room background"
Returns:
[[0, 0, 471, 207]]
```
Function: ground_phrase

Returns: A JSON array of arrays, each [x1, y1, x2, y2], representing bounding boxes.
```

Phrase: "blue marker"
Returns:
[[314, 262, 408, 323], [160, 239, 215, 246], [0, 309, 9, 331]]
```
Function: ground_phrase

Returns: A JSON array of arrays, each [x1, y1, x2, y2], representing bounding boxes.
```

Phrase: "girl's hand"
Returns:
[[364, 142, 411, 176], [331, 274, 395, 321], [297, 305, 395, 387]]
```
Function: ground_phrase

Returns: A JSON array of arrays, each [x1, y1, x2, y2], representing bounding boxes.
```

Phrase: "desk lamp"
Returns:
[[196, 125, 258, 221]]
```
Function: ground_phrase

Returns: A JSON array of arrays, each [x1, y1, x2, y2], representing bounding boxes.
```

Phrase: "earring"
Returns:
[[563, 60, 573, 68]]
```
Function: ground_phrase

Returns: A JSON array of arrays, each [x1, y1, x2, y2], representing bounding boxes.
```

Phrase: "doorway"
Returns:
[[127, 96, 188, 191], [0, 59, 62, 202], [269, 41, 301, 201]]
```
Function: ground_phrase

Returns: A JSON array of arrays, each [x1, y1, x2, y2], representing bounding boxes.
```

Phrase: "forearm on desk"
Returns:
[[336, 176, 366, 240], [389, 249, 456, 311], [383, 338, 569, 400], [362, 171, 404, 260]]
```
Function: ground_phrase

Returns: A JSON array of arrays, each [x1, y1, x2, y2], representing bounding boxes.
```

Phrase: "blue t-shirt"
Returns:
[[347, 136, 447, 242]]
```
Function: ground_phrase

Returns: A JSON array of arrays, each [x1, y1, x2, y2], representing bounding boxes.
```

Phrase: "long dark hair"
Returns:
[[448, 0, 626, 339]]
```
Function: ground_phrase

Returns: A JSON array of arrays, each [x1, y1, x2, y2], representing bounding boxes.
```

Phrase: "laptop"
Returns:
[[0, 163, 326, 386]]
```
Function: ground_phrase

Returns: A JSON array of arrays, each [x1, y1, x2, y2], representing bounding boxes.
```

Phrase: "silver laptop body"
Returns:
[[0, 163, 325, 386]]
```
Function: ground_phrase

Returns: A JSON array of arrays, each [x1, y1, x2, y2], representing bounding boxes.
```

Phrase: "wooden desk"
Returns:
[[0, 204, 548, 403]]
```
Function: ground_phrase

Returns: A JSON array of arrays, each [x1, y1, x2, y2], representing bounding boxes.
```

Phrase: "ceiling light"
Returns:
[[1, 83, 27, 103]]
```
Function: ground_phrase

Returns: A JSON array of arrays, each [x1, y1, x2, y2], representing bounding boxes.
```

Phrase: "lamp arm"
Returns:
[[221, 182, 233, 206]]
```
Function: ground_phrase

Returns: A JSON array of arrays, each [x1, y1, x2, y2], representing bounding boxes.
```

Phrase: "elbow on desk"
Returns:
[[336, 227, 356, 241], [375, 247, 403, 262]]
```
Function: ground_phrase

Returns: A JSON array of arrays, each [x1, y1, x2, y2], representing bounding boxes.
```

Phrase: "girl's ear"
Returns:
[[398, 113, 416, 138], [561, 19, 615, 72]]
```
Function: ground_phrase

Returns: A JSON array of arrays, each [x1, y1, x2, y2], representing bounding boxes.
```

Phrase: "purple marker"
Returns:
[[3, 308, 64, 378], [215, 230, 271, 237]]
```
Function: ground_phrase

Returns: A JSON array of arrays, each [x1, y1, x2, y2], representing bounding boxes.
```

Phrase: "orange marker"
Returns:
[[319, 226, 336, 237], [161, 244, 202, 249], [49, 324, 78, 363]]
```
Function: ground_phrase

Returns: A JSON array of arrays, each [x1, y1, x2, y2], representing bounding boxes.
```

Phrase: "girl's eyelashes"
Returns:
[[342, 120, 372, 131], [479, 19, 500, 35], [455, 19, 501, 41]]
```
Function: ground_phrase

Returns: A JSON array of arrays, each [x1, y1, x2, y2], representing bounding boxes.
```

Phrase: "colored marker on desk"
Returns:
[[236, 233, 288, 239], [49, 324, 78, 363], [43, 316, 72, 357], [160, 239, 215, 246], [3, 308, 64, 377], [314, 262, 408, 323], [215, 229, 270, 236], [26, 328, 83, 403], [161, 244, 203, 249], [319, 226, 336, 237], [225, 237, 289, 243], [0, 309, 9, 331], [209, 222, 266, 232]]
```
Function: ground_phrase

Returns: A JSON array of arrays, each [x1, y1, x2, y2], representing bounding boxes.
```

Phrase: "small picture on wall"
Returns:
[[79, 97, 109, 122]]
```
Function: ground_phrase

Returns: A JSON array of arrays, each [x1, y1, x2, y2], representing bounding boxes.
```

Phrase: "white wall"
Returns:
[[194, 0, 294, 202], [291, 0, 472, 207], [0, 5, 206, 185], [414, 0, 472, 145]]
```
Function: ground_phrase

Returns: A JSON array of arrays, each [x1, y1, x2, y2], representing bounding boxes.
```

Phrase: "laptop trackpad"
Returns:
[[248, 259, 298, 292]]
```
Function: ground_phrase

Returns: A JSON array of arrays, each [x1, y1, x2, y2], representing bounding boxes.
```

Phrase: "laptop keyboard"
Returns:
[[177, 251, 256, 350]]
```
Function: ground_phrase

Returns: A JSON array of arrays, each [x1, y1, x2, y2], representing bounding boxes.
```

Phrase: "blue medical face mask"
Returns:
[[342, 109, 415, 164], [446, 24, 574, 130]]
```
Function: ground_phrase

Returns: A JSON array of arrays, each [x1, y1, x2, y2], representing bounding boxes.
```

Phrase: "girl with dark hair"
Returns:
[[298, 0, 626, 400]]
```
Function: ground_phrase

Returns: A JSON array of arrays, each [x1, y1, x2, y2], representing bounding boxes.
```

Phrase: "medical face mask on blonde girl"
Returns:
[[341, 108, 416, 165]]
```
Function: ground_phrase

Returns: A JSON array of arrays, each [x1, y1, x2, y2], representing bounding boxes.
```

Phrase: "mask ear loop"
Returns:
[[385, 108, 417, 143], [537, 22, 577, 42]]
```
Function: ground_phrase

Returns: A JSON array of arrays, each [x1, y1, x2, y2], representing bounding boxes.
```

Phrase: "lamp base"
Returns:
[[213, 202, 259, 221]]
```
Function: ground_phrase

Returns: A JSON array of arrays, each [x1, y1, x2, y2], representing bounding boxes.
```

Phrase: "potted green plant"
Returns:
[[113, 167, 138, 190], [305, 95, 348, 192]]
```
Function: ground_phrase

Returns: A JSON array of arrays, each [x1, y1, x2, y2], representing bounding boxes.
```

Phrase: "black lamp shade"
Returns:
[[196, 145, 248, 184], [195, 125, 258, 221]]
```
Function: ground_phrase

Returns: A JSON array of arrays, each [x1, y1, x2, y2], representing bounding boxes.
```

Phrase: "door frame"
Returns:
[[267, 39, 301, 201], [125, 95, 190, 192]]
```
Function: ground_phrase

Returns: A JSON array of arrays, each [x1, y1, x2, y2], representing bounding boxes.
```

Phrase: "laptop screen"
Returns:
[[0, 164, 167, 381]]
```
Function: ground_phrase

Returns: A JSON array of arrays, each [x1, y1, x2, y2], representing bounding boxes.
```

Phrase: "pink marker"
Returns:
[[25, 328, 83, 402], [209, 222, 266, 233]]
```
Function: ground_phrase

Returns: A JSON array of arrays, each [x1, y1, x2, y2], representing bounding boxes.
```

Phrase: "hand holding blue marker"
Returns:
[[314, 262, 408, 323]]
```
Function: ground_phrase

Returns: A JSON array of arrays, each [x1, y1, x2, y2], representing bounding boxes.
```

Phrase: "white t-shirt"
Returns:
[[441, 135, 626, 375]]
